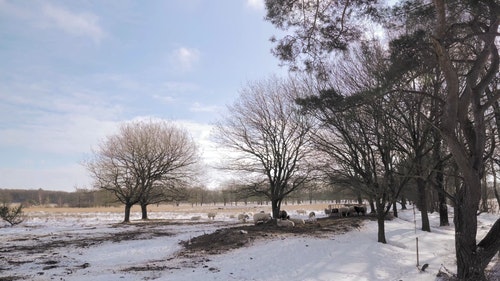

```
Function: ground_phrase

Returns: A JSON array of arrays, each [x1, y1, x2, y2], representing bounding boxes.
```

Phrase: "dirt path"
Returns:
[[179, 216, 369, 255]]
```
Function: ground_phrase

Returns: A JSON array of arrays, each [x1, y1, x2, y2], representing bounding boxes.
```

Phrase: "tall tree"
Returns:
[[265, 0, 500, 279], [426, 1, 500, 279], [214, 76, 316, 219], [300, 89, 411, 243], [85, 120, 200, 222]]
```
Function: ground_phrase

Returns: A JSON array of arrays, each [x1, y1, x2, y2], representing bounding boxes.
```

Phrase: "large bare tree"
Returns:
[[265, 0, 500, 279], [85, 120, 200, 222], [214, 76, 317, 219]]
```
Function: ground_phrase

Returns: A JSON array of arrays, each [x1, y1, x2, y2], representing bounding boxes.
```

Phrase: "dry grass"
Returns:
[[24, 202, 331, 215]]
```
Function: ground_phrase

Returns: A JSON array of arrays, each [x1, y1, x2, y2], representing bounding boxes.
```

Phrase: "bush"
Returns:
[[0, 204, 25, 226]]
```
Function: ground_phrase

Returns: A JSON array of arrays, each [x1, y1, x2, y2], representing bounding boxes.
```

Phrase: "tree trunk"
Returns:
[[141, 203, 148, 220], [271, 199, 281, 219], [454, 199, 486, 280], [480, 175, 488, 213], [417, 178, 431, 232], [477, 218, 500, 269], [392, 202, 398, 218], [400, 194, 407, 210], [438, 190, 449, 227], [376, 200, 387, 244], [377, 211, 386, 244], [434, 147, 449, 226], [124, 203, 133, 223]]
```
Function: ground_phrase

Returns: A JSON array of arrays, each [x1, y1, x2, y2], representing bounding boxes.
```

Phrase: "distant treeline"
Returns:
[[0, 188, 118, 208], [0, 185, 358, 208]]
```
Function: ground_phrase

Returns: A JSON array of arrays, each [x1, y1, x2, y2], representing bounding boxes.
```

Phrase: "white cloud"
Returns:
[[190, 102, 221, 113], [153, 94, 176, 104], [42, 4, 105, 43], [172, 120, 237, 188], [170, 47, 201, 72], [246, 0, 265, 10]]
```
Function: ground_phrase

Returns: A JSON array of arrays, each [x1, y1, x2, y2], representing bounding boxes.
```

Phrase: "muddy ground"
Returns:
[[179, 216, 368, 256]]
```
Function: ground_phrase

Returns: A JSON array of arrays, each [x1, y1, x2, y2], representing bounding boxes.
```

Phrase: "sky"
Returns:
[[0, 0, 286, 192]]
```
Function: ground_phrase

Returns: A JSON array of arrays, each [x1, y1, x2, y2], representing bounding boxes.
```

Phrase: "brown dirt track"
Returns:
[[179, 216, 369, 256]]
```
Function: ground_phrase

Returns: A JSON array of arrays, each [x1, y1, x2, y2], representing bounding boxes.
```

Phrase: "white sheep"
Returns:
[[207, 212, 216, 220], [276, 219, 295, 227], [289, 217, 305, 225], [339, 206, 350, 217], [253, 212, 272, 225], [238, 213, 250, 223]]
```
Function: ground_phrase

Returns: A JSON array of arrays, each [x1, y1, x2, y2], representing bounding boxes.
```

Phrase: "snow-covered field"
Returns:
[[1, 205, 498, 281]]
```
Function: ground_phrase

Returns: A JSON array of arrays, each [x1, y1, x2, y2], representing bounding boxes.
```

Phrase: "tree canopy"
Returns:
[[214, 76, 318, 218], [85, 120, 200, 222], [265, 0, 500, 279]]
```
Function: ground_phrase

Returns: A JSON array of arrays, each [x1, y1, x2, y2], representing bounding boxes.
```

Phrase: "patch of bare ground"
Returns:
[[0, 221, 185, 280], [121, 216, 372, 274], [178, 216, 371, 256], [1, 222, 178, 255]]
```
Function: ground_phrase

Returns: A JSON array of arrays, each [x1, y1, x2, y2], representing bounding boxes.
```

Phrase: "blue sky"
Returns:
[[0, 0, 285, 191]]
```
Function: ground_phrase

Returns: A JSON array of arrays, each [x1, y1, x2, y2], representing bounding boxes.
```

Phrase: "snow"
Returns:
[[1, 205, 498, 281]]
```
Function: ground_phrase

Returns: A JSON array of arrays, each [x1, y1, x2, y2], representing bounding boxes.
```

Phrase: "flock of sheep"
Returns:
[[190, 209, 317, 227], [324, 204, 367, 217], [189, 204, 366, 227]]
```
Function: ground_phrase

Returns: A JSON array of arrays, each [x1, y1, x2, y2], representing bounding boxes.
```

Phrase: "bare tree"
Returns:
[[214, 76, 317, 219], [0, 204, 25, 226], [265, 1, 500, 278], [85, 120, 200, 222]]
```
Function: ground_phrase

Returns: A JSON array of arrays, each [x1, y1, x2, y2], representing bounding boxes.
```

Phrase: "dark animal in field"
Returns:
[[329, 208, 339, 217], [278, 210, 289, 220], [354, 205, 367, 216], [420, 263, 429, 272], [308, 212, 316, 221], [324, 208, 332, 215]]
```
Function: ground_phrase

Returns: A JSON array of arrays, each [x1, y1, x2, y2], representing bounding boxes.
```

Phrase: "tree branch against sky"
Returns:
[[265, 0, 500, 279], [214, 75, 317, 218], [265, 0, 379, 79], [85, 120, 201, 222]]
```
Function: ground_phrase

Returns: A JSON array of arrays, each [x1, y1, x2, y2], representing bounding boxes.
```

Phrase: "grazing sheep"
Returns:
[[296, 209, 307, 215], [289, 217, 305, 225], [308, 212, 316, 221], [354, 205, 367, 216], [207, 212, 216, 220], [253, 212, 272, 225], [339, 206, 350, 217], [329, 208, 339, 217], [190, 216, 201, 220], [276, 219, 295, 227], [238, 213, 250, 223], [278, 210, 289, 220]]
